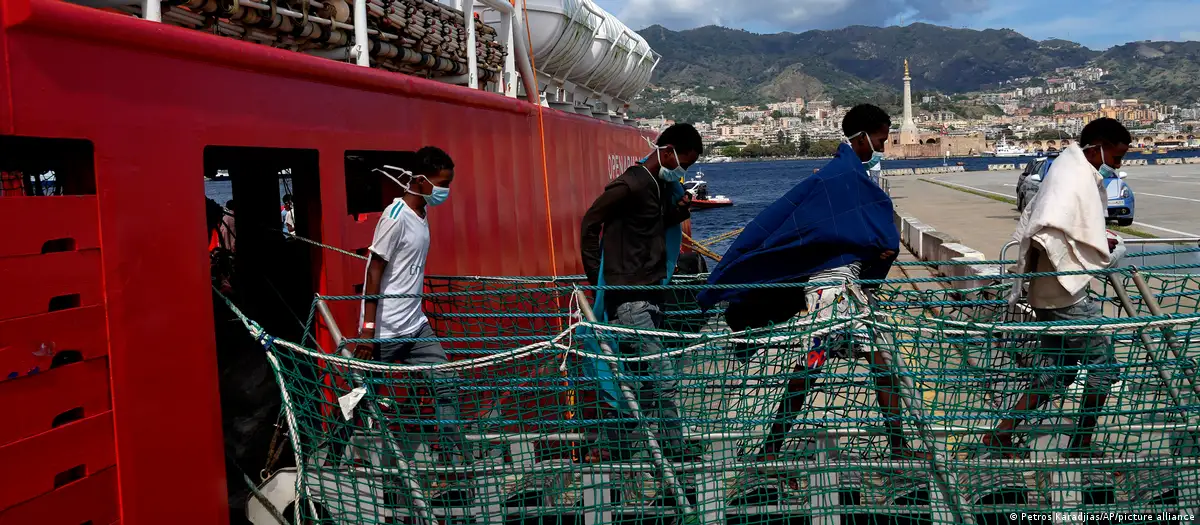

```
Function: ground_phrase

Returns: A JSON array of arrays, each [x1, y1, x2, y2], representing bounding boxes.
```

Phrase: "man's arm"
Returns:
[[354, 214, 405, 359], [580, 180, 630, 285], [664, 190, 691, 227], [354, 255, 387, 359]]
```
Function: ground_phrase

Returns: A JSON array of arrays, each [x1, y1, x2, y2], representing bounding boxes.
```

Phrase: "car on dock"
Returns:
[[1103, 169, 1136, 226], [1016, 154, 1135, 226], [1015, 156, 1052, 212]]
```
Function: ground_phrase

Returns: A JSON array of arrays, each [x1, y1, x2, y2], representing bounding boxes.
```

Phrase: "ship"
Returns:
[[0, 0, 671, 521], [992, 136, 1028, 157], [683, 172, 733, 209]]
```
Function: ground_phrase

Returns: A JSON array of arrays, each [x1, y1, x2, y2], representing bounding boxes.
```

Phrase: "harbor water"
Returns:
[[689, 150, 1200, 255]]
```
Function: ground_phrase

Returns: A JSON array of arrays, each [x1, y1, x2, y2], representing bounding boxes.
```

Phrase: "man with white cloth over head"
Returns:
[[985, 118, 1131, 457]]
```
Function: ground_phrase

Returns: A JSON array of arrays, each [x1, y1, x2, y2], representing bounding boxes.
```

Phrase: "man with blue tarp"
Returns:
[[580, 124, 702, 462], [699, 104, 929, 461]]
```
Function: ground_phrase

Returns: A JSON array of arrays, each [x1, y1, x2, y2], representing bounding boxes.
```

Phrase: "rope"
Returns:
[[696, 227, 743, 247], [282, 231, 367, 260], [682, 232, 723, 262], [519, 0, 556, 279], [260, 409, 287, 481]]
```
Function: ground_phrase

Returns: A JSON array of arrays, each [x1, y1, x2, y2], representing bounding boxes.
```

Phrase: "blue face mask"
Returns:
[[424, 185, 450, 206], [376, 167, 450, 206], [658, 149, 688, 181], [647, 138, 688, 181], [1098, 146, 1118, 179], [847, 131, 884, 170]]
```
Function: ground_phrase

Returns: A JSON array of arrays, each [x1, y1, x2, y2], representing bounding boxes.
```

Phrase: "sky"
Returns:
[[592, 0, 1200, 49]]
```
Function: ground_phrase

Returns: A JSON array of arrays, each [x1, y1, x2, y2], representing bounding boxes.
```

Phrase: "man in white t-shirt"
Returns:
[[352, 147, 461, 460], [281, 194, 295, 234]]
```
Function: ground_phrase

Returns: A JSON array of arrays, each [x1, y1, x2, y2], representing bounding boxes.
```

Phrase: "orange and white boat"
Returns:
[[683, 172, 733, 209]]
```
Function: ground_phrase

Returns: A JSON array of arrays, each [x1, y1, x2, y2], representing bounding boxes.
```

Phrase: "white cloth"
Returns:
[[363, 199, 431, 337], [1009, 144, 1122, 307]]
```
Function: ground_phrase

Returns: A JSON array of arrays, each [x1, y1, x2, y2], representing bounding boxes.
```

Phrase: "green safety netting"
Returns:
[[228, 258, 1200, 525]]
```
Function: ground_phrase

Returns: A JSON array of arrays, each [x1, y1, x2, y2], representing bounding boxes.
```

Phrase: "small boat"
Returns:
[[683, 172, 733, 209]]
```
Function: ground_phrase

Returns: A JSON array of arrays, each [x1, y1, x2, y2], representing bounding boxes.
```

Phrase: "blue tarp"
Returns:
[[580, 177, 685, 411], [698, 143, 898, 309]]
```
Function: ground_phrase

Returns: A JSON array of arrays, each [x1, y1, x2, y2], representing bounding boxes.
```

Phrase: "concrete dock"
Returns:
[[890, 163, 1200, 258]]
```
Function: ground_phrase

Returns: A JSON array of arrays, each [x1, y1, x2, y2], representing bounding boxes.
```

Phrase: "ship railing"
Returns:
[[106, 0, 537, 102], [998, 237, 1200, 276], [227, 256, 1200, 525]]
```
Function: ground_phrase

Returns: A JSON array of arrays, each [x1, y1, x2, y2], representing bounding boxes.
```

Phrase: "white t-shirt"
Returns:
[[363, 199, 430, 337], [281, 208, 294, 232]]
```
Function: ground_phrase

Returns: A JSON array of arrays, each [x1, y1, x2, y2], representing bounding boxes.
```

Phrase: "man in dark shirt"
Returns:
[[580, 123, 702, 461]]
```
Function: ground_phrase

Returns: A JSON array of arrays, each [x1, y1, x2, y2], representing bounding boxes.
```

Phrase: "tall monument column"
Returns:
[[899, 59, 920, 146]]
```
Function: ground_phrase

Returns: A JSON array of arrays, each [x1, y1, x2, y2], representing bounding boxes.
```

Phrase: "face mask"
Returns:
[[847, 132, 884, 170], [376, 166, 449, 206], [424, 185, 450, 206], [646, 137, 688, 181], [1098, 146, 1118, 179], [1083, 144, 1119, 179]]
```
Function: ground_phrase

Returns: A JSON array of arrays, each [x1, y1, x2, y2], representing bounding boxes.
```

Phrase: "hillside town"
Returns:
[[636, 62, 1200, 159]]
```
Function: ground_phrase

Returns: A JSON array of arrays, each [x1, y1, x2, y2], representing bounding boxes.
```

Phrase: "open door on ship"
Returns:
[[202, 146, 322, 525]]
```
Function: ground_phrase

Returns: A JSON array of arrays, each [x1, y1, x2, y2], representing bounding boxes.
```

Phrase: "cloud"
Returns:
[[1003, 0, 1200, 48], [595, 0, 1200, 49], [598, 0, 990, 34]]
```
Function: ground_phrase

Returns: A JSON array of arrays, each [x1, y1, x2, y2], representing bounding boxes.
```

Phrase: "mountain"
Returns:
[[637, 23, 1100, 104], [1093, 41, 1200, 104]]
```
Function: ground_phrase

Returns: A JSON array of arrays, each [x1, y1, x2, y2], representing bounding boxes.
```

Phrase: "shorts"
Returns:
[[1031, 297, 1118, 391], [802, 283, 868, 369]]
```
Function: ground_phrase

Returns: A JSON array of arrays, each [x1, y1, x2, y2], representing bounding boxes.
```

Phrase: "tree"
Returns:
[[797, 131, 812, 157], [770, 110, 784, 119], [1187, 124, 1195, 133], [739, 143, 766, 157], [807, 139, 841, 157], [719, 145, 741, 157], [775, 130, 790, 145], [1031, 129, 1070, 140]]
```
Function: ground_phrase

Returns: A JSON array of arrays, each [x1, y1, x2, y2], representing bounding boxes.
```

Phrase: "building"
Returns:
[[737, 110, 767, 122], [768, 99, 805, 116], [780, 117, 806, 129], [636, 116, 672, 131]]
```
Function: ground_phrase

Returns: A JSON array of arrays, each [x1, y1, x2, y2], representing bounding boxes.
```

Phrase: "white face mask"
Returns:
[[846, 131, 884, 170]]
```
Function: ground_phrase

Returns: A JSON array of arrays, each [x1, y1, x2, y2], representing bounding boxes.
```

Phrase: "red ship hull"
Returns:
[[0, 2, 662, 522], [690, 199, 733, 209]]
